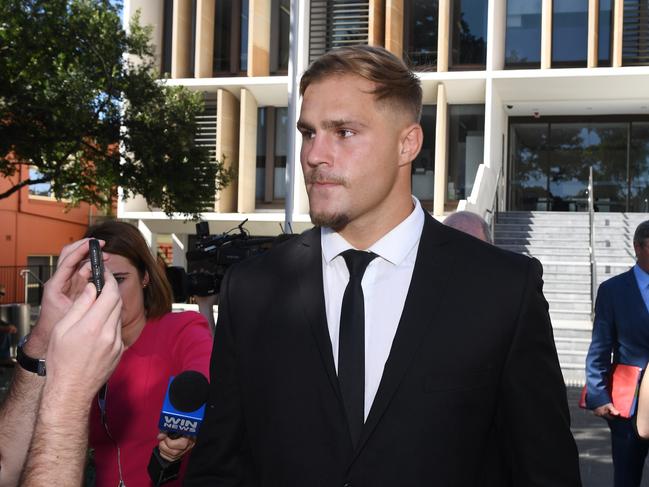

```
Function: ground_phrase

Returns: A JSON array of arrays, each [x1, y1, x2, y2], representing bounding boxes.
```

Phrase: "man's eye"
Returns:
[[301, 130, 315, 140], [338, 129, 354, 138]]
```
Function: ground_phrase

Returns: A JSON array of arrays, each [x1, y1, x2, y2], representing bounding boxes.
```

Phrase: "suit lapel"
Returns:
[[294, 228, 344, 404], [350, 213, 456, 460]]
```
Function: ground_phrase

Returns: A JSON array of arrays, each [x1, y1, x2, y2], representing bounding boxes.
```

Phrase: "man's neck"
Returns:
[[337, 196, 416, 250]]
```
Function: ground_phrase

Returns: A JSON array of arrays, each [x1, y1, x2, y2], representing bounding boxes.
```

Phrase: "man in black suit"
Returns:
[[186, 45, 581, 487]]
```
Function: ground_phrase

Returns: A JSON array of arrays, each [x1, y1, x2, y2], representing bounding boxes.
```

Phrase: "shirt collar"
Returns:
[[634, 263, 649, 289], [321, 197, 425, 266]]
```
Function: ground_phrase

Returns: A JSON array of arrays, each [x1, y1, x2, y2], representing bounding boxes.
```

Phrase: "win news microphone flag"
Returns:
[[148, 370, 209, 486]]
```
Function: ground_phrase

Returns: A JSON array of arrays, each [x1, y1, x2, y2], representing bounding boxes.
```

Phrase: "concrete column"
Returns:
[[385, 0, 404, 58], [612, 0, 623, 67], [248, 0, 271, 76], [292, 0, 310, 220], [487, 0, 507, 70], [195, 0, 215, 78], [171, 233, 187, 268], [171, 0, 193, 78], [369, 0, 385, 47], [137, 220, 157, 254], [433, 84, 448, 216], [541, 0, 553, 69], [437, 0, 451, 71], [215, 89, 240, 213], [587, 0, 600, 67], [238, 89, 258, 213]]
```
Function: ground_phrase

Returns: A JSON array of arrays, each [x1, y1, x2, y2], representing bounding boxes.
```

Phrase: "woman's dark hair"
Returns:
[[84, 220, 172, 318]]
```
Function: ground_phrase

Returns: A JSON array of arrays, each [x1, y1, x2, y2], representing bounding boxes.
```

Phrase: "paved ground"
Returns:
[[0, 366, 646, 486], [568, 386, 617, 486]]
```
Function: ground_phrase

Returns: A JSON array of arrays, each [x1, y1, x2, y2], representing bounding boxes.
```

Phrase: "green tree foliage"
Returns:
[[0, 0, 231, 216]]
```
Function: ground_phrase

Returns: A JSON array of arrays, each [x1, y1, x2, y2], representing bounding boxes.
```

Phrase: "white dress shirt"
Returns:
[[321, 197, 425, 420]]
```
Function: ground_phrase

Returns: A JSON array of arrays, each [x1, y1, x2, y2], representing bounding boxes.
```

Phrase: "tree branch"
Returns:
[[0, 176, 52, 200]]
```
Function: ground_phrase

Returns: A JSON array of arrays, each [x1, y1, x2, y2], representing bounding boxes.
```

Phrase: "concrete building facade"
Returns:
[[120, 0, 649, 265]]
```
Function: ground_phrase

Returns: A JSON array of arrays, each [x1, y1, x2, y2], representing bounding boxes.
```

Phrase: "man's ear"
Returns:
[[398, 123, 424, 167]]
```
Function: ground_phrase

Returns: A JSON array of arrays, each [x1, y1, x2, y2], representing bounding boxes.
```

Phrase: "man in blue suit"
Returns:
[[586, 220, 649, 487]]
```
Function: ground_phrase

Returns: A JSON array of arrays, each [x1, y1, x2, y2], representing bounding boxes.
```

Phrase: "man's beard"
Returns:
[[305, 170, 350, 230], [309, 210, 350, 230]]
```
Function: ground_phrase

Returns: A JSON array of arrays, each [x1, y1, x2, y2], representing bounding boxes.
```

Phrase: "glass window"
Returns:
[[240, 0, 249, 72], [448, 105, 485, 201], [213, 0, 232, 74], [273, 107, 288, 200], [552, 0, 588, 67], [255, 107, 287, 207], [505, 0, 542, 67], [270, 0, 290, 74], [586, 123, 628, 212], [256, 108, 267, 201], [509, 123, 549, 211], [212, 0, 248, 75], [412, 106, 436, 209], [630, 122, 649, 212], [450, 0, 488, 68], [28, 168, 53, 198], [161, 0, 173, 75], [509, 119, 640, 212], [404, 0, 439, 68], [598, 0, 613, 66]]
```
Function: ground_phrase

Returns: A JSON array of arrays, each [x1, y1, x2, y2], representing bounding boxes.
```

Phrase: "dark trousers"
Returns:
[[608, 417, 649, 487]]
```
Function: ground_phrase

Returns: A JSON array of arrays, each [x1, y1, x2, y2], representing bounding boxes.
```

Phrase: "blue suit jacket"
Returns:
[[585, 268, 649, 409]]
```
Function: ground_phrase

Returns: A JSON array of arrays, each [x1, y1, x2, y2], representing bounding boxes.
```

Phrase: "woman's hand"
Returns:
[[156, 433, 196, 462]]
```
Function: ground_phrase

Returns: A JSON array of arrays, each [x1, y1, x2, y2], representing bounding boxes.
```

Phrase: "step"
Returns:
[[549, 299, 592, 312], [543, 275, 592, 285], [499, 246, 590, 256], [544, 291, 591, 301], [497, 237, 593, 246], [550, 309, 593, 321], [554, 337, 590, 359], [495, 226, 591, 234], [516, 254, 592, 263], [561, 367, 586, 387], [551, 319, 592, 331], [543, 281, 591, 292], [541, 263, 591, 274], [557, 350, 588, 365]]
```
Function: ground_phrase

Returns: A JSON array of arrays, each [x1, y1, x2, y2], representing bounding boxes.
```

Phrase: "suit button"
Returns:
[[343, 483, 352, 487]]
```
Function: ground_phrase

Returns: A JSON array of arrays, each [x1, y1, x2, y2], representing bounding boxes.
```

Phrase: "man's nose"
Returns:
[[304, 133, 333, 167]]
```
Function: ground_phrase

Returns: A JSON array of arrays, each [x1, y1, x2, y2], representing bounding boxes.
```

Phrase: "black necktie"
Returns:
[[338, 249, 377, 448]]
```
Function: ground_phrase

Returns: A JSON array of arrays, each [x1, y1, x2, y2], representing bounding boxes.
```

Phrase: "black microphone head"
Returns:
[[168, 370, 209, 412]]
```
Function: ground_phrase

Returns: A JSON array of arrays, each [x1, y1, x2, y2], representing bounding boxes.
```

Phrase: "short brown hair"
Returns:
[[84, 220, 172, 319], [300, 45, 423, 122]]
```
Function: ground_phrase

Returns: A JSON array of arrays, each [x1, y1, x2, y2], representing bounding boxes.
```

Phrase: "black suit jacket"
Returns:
[[185, 212, 582, 486]]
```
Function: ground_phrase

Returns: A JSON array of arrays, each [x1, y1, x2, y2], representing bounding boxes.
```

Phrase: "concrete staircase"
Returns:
[[494, 211, 648, 385]]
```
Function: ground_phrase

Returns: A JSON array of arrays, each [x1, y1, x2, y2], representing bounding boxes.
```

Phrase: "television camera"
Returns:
[[166, 219, 293, 301]]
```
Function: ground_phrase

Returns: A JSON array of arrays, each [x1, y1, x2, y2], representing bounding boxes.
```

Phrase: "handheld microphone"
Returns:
[[148, 370, 209, 486]]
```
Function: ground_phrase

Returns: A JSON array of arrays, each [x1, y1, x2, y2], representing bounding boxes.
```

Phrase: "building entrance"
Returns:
[[509, 117, 649, 212]]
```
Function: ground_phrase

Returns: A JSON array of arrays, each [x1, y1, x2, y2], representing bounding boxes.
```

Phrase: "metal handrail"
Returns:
[[588, 167, 597, 319], [485, 169, 503, 243], [19, 269, 44, 305]]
